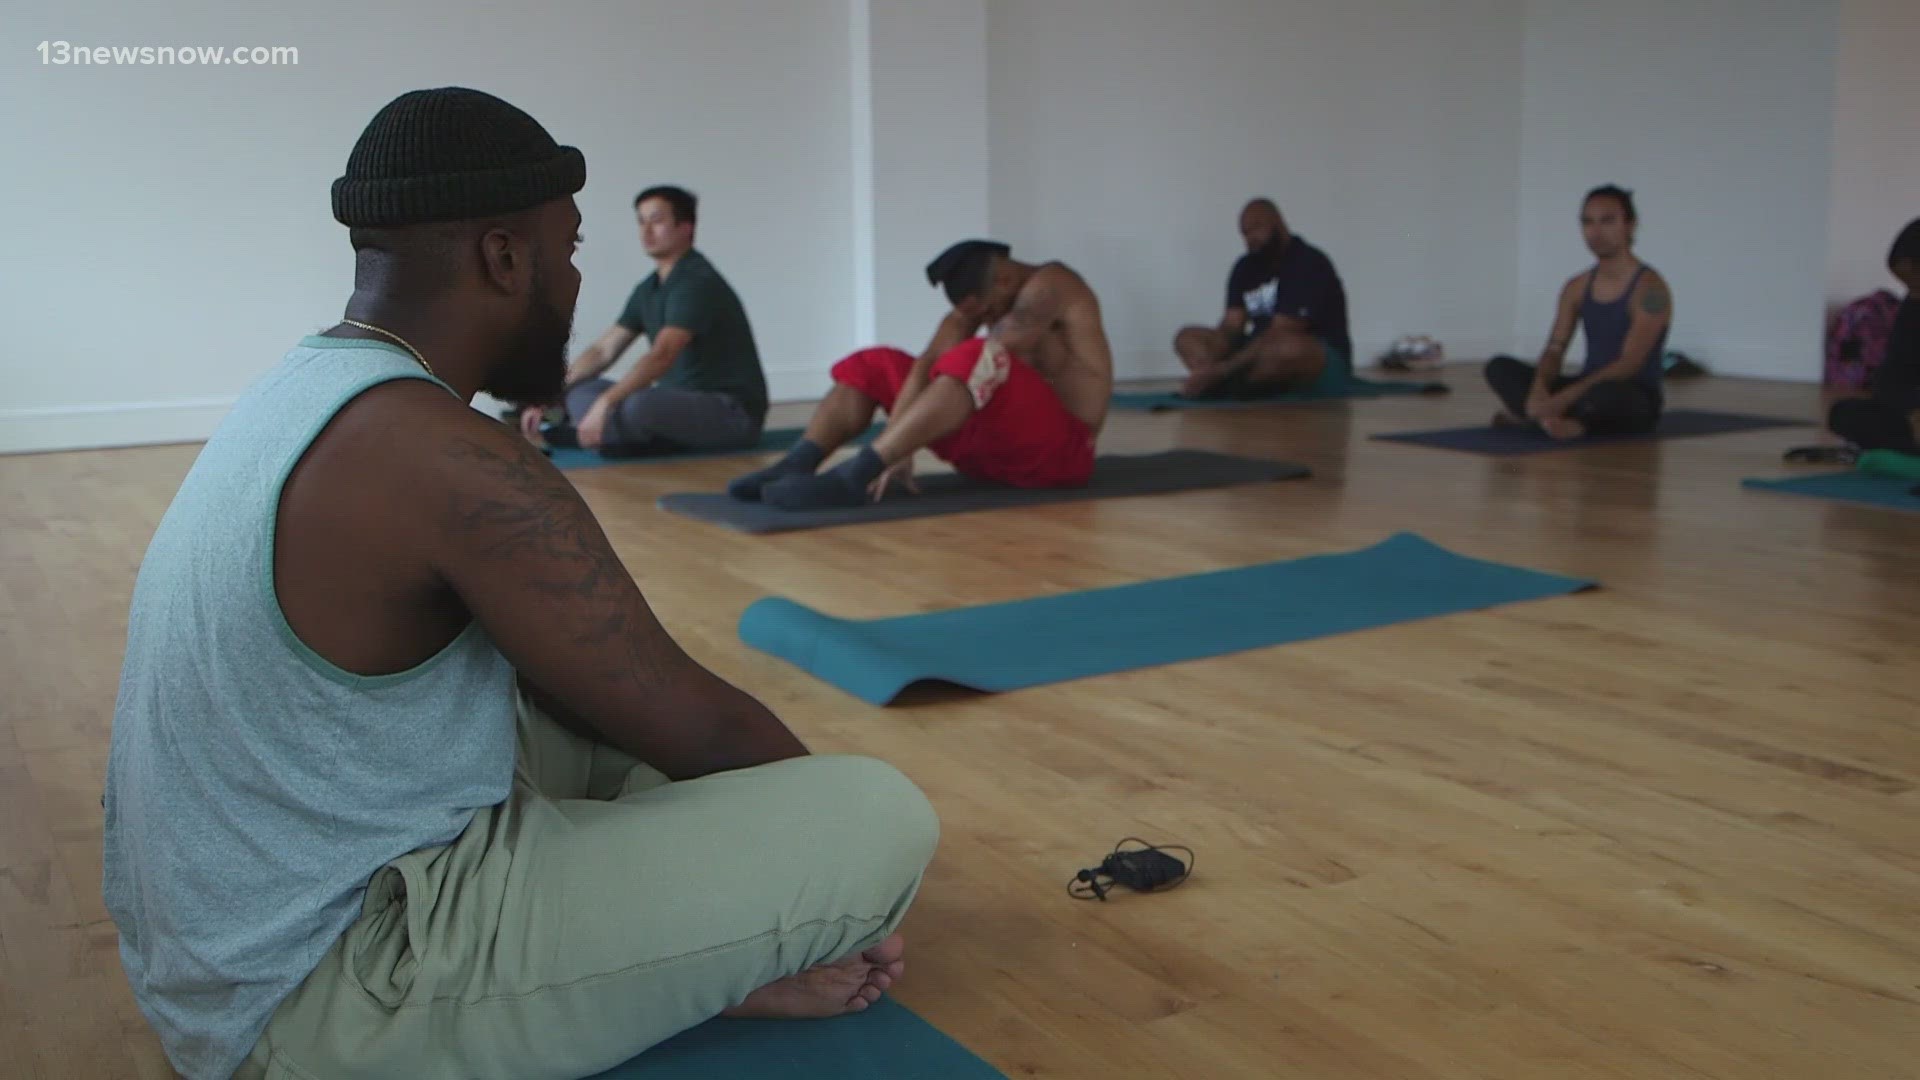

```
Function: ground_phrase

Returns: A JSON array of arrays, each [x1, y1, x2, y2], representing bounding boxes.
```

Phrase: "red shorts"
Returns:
[[832, 339, 1095, 488]]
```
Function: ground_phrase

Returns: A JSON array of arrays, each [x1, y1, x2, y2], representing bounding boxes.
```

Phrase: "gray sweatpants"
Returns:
[[565, 380, 761, 453]]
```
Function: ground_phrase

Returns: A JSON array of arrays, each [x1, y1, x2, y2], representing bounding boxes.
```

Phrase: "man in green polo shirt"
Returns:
[[525, 185, 770, 454]]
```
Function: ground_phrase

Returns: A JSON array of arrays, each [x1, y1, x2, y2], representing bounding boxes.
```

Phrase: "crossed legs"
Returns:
[[234, 691, 938, 1080], [1828, 392, 1920, 451], [1171, 325, 1326, 398], [1484, 355, 1661, 439]]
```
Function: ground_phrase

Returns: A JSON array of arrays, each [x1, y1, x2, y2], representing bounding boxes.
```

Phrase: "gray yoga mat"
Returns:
[[1112, 376, 1446, 411], [658, 450, 1310, 534]]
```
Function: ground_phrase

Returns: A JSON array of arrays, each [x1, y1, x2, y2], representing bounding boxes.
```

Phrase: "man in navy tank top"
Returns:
[[1486, 185, 1673, 439]]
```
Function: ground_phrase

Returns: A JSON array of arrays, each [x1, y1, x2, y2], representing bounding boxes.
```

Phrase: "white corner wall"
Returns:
[[986, 0, 1527, 380], [1824, 0, 1920, 308], [855, 0, 993, 356], [2, 0, 856, 454], [1516, 0, 1839, 380], [1, 0, 1882, 454]]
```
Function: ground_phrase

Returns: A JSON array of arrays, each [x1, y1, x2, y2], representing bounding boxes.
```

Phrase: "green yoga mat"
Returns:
[[1112, 376, 1446, 411], [547, 426, 878, 470], [1859, 449, 1920, 480], [587, 998, 1004, 1079], [1742, 471, 1920, 513], [738, 532, 1595, 705]]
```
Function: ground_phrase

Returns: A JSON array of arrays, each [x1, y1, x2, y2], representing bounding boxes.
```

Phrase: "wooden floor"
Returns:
[[3, 364, 1917, 1078]]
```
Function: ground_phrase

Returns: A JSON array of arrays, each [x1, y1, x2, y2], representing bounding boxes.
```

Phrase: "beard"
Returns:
[[482, 282, 574, 407]]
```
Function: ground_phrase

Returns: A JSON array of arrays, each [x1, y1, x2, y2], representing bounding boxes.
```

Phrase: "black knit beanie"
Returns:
[[332, 87, 585, 228]]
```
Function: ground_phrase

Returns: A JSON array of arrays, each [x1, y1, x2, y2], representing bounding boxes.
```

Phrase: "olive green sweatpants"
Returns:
[[236, 688, 940, 1080]]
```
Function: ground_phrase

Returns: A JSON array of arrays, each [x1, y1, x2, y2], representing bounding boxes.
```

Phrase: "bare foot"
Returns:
[[1539, 415, 1586, 440], [1181, 364, 1230, 398], [722, 933, 907, 1019]]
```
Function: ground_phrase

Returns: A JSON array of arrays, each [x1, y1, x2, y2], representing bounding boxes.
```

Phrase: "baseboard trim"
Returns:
[[0, 398, 241, 455]]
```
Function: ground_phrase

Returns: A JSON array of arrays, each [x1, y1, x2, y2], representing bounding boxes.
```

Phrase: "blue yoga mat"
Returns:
[[739, 531, 1595, 705], [1370, 409, 1808, 454], [1112, 376, 1446, 411], [586, 997, 1005, 1080], [547, 426, 877, 471], [1741, 471, 1920, 513]]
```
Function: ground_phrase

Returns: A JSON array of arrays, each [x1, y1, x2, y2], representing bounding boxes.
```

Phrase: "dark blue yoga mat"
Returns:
[[587, 997, 1004, 1080], [1370, 409, 1809, 454], [547, 426, 877, 471], [1741, 472, 1920, 513], [739, 531, 1595, 705], [1112, 376, 1446, 411], [660, 449, 1309, 534]]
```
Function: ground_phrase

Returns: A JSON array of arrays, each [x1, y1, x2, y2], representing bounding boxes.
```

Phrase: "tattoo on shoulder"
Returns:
[[438, 431, 679, 688], [438, 433, 627, 603], [1638, 281, 1671, 317]]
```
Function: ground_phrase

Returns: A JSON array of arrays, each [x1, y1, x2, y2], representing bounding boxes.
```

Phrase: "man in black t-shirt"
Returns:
[[1828, 217, 1920, 452], [1172, 198, 1352, 399]]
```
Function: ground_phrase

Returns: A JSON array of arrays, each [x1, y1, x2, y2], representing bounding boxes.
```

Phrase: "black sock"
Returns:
[[726, 439, 827, 501], [761, 446, 889, 511]]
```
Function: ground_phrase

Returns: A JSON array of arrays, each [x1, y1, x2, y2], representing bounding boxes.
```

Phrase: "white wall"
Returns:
[[2, 0, 855, 453], [1824, 0, 1920, 307], [1515, 0, 1839, 380], [858, 0, 992, 353], [1, 0, 1883, 454], [986, 0, 1527, 380]]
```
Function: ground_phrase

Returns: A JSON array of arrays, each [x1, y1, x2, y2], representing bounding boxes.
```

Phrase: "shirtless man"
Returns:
[[1486, 185, 1672, 439], [726, 239, 1113, 508], [101, 88, 936, 1080]]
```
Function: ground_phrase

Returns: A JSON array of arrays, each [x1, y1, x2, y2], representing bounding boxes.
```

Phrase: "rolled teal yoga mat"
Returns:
[[547, 425, 877, 471], [1741, 472, 1920, 513], [739, 532, 1595, 705], [587, 997, 1005, 1079], [1112, 376, 1446, 411]]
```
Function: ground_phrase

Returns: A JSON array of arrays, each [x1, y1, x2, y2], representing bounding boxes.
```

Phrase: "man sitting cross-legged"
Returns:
[[102, 88, 938, 1080], [1486, 184, 1672, 439], [727, 240, 1114, 508], [1171, 198, 1353, 400]]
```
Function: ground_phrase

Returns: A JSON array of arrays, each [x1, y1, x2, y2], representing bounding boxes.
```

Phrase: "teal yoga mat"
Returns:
[[1112, 376, 1446, 411], [587, 997, 1005, 1079], [739, 532, 1595, 705], [547, 425, 878, 470], [1741, 472, 1920, 513]]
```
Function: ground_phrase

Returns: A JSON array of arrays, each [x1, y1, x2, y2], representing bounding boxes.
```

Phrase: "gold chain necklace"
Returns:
[[340, 318, 437, 379]]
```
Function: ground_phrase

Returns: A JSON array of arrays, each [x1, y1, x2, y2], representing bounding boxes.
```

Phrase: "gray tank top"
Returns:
[[1580, 263, 1667, 390], [102, 336, 519, 1079]]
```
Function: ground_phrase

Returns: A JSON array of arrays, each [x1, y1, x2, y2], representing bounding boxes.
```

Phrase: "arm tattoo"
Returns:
[[1638, 282, 1670, 317], [440, 436, 625, 600], [437, 434, 675, 688]]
